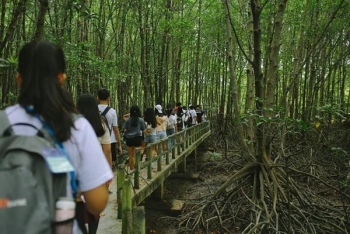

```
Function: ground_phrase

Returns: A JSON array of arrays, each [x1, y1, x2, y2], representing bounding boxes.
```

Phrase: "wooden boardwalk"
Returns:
[[97, 122, 211, 234]]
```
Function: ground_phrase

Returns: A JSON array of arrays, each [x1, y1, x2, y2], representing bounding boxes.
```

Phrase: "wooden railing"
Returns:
[[116, 121, 211, 234]]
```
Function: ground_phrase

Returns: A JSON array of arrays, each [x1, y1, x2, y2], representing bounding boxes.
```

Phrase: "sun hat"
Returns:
[[155, 104, 163, 113]]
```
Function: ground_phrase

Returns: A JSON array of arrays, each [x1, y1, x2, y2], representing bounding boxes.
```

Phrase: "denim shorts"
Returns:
[[144, 134, 157, 143], [156, 130, 167, 140]]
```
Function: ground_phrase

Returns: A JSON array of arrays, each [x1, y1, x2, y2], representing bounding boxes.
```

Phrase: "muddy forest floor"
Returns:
[[143, 146, 227, 234], [142, 123, 350, 234]]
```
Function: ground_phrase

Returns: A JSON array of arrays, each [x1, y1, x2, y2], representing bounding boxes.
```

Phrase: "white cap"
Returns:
[[155, 104, 163, 113]]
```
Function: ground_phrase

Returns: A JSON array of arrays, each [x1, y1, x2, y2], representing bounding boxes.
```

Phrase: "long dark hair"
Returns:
[[143, 107, 157, 128], [165, 104, 173, 117], [129, 105, 141, 126], [17, 40, 77, 142], [77, 94, 105, 137]]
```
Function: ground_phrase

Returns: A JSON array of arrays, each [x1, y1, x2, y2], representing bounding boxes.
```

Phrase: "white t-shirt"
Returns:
[[99, 121, 111, 144], [5, 104, 114, 234], [144, 121, 156, 136], [98, 104, 118, 143], [167, 114, 177, 129], [189, 109, 197, 124]]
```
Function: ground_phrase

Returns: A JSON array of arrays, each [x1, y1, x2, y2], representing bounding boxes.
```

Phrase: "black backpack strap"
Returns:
[[101, 106, 111, 117], [100, 107, 112, 135]]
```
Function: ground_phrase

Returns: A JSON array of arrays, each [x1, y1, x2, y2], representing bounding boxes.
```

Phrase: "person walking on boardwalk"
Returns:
[[123, 105, 146, 171], [2, 40, 113, 234], [76, 93, 112, 234], [155, 104, 168, 152], [143, 107, 158, 158], [165, 104, 177, 149], [97, 88, 123, 166]]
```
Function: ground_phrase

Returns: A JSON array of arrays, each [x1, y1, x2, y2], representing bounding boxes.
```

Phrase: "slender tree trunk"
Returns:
[[0, 0, 27, 55], [33, 0, 49, 41], [223, 0, 252, 159], [250, 0, 266, 162], [193, 0, 202, 104]]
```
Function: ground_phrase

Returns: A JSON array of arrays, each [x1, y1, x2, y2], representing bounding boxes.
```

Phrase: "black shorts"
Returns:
[[125, 136, 143, 147]]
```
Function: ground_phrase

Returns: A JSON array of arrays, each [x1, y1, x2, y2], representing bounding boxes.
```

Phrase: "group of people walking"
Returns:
[[121, 102, 207, 172], [2, 40, 113, 234], [122, 103, 177, 172], [0, 39, 207, 234]]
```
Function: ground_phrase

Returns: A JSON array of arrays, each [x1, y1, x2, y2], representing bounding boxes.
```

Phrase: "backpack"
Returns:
[[186, 112, 193, 126], [0, 110, 75, 234], [100, 106, 112, 135]]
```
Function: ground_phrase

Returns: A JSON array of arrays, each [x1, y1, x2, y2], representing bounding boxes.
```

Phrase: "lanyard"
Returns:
[[25, 106, 78, 198]]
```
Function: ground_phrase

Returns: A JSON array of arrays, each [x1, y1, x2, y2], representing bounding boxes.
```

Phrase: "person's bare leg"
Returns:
[[128, 147, 135, 170], [142, 143, 148, 161], [153, 144, 158, 158], [162, 141, 167, 152], [127, 146, 134, 170]]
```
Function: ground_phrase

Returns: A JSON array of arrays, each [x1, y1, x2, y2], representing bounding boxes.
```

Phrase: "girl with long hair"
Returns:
[[143, 107, 158, 158], [4, 40, 113, 234], [76, 94, 112, 234], [123, 105, 146, 171]]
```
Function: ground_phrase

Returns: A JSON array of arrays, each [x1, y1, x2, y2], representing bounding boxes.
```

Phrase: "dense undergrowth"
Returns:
[[145, 119, 350, 233]]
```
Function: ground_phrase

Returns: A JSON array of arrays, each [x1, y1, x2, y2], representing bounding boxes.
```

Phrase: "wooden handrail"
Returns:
[[118, 121, 211, 233]]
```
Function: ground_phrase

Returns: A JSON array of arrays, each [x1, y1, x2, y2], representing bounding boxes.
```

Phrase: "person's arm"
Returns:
[[101, 143, 112, 168], [83, 185, 109, 214], [123, 113, 130, 120], [113, 126, 122, 154]]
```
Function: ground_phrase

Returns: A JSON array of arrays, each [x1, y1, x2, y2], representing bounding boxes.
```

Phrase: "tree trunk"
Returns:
[[223, 0, 252, 159], [0, 0, 27, 55], [33, 0, 49, 41]]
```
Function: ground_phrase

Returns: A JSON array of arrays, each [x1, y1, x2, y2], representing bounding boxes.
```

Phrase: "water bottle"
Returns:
[[55, 197, 76, 234]]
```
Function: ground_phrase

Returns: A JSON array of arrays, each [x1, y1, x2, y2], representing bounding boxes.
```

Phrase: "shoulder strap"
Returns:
[[101, 106, 111, 117]]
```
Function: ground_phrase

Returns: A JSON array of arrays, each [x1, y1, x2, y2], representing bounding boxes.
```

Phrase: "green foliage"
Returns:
[[207, 151, 222, 162], [316, 104, 346, 122], [5, 92, 17, 107], [0, 56, 17, 68], [64, 42, 116, 82]]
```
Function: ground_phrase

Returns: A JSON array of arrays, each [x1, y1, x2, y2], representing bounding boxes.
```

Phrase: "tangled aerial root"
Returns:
[[178, 159, 350, 234], [178, 118, 350, 234]]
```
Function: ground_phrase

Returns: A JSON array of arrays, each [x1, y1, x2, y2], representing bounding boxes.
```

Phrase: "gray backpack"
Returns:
[[0, 110, 67, 234]]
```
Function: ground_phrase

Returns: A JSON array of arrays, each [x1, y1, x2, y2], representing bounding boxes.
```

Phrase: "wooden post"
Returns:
[[122, 177, 133, 234], [133, 206, 146, 234], [178, 156, 187, 173], [152, 180, 164, 200], [157, 141, 162, 171], [165, 137, 170, 165], [146, 146, 152, 179], [117, 163, 126, 219], [172, 145, 176, 160], [134, 149, 140, 189]]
